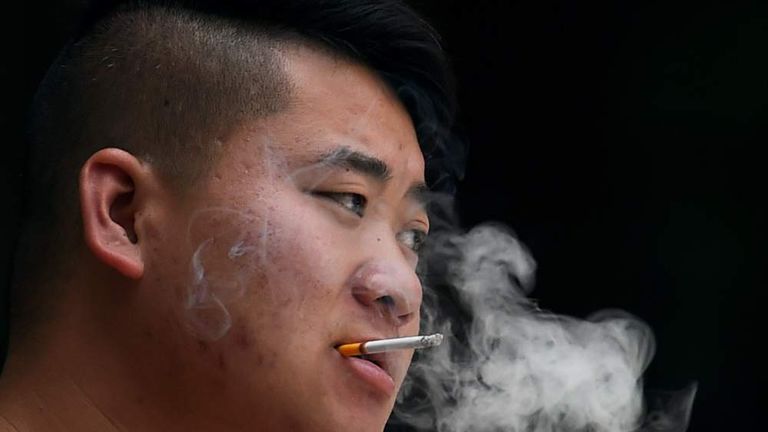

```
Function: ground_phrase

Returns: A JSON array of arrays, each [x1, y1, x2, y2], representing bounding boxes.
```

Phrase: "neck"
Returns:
[[0, 281, 278, 432], [0, 362, 122, 432], [0, 314, 126, 432], [0, 332, 281, 432], [0, 276, 172, 432]]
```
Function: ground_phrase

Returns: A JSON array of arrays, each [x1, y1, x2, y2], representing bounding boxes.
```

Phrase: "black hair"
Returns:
[[54, 0, 462, 189]]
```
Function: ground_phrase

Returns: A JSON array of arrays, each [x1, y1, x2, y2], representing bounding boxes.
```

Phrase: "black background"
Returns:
[[5, 1, 767, 430]]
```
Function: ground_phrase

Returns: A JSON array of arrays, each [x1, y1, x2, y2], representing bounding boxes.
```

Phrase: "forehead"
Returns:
[[226, 46, 426, 179]]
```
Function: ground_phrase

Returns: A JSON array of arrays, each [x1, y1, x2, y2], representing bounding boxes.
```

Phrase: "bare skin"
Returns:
[[0, 46, 429, 431]]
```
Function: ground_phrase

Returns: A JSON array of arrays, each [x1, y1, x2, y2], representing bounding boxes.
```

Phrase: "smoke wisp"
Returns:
[[393, 214, 696, 432]]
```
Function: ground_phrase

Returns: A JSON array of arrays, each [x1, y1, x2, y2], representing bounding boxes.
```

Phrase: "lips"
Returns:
[[335, 338, 397, 396], [358, 352, 388, 372], [342, 353, 396, 396]]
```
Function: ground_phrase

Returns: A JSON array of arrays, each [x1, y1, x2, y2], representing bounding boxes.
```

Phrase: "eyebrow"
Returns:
[[314, 146, 392, 181], [313, 146, 431, 209]]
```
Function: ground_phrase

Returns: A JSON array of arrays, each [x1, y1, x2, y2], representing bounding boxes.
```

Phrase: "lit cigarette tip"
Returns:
[[337, 333, 444, 357]]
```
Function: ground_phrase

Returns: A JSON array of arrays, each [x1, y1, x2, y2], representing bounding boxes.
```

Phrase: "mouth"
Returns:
[[335, 341, 396, 396], [358, 353, 388, 371]]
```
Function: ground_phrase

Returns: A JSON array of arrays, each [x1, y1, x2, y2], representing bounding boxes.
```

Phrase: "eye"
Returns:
[[314, 192, 367, 217], [397, 229, 428, 253]]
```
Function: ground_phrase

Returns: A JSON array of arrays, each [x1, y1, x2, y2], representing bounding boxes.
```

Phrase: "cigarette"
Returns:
[[337, 333, 444, 357]]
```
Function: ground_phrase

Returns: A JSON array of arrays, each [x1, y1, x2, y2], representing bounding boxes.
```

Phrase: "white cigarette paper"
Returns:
[[337, 333, 444, 356]]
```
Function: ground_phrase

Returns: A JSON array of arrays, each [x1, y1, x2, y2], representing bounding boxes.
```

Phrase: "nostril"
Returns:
[[396, 312, 416, 327], [374, 295, 415, 326], [349, 263, 421, 327], [375, 295, 398, 322], [376, 295, 395, 308]]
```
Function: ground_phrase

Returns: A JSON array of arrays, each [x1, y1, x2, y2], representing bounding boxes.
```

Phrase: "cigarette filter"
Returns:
[[337, 333, 443, 357]]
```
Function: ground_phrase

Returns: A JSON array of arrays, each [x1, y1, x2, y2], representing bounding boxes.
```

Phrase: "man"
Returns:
[[1, 1, 459, 430]]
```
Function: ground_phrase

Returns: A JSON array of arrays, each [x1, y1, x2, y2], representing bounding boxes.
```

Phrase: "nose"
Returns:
[[349, 259, 422, 329]]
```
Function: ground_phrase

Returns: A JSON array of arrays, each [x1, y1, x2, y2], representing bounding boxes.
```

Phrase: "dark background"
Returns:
[[6, 1, 766, 430]]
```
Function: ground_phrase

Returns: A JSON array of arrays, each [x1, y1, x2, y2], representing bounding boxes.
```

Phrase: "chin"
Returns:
[[320, 391, 396, 432]]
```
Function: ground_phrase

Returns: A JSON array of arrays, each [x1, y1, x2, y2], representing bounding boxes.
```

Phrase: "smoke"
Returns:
[[392, 199, 697, 432], [183, 208, 264, 341]]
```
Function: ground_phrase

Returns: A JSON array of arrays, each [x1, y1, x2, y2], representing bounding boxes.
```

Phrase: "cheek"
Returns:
[[257, 204, 342, 309], [175, 190, 353, 350], [212, 198, 344, 318], [212, 208, 345, 379], [168, 207, 329, 379], [177, 211, 272, 342]]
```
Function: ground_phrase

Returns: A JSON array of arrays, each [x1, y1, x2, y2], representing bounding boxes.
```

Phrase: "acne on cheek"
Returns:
[[181, 230, 310, 339], [183, 235, 276, 374], [193, 327, 274, 375], [180, 200, 335, 344], [229, 323, 276, 369]]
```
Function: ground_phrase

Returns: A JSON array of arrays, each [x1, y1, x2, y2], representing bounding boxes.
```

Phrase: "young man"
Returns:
[[1, 1, 459, 430]]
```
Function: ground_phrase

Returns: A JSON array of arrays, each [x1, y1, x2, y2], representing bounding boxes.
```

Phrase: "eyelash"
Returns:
[[397, 229, 428, 253], [315, 191, 367, 217], [313, 191, 428, 252]]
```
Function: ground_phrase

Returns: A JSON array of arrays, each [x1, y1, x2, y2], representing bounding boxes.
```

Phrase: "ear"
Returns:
[[79, 148, 149, 280]]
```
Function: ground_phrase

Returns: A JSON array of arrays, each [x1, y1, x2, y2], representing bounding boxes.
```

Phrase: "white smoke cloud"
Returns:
[[393, 214, 696, 432]]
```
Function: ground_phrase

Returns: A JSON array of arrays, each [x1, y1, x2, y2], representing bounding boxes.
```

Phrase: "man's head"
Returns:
[[8, 1, 457, 430]]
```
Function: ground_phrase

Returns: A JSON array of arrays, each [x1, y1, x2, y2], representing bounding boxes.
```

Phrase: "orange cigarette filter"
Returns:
[[337, 342, 365, 357]]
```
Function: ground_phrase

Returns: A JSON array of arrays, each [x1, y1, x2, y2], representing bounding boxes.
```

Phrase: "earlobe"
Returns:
[[79, 148, 146, 280]]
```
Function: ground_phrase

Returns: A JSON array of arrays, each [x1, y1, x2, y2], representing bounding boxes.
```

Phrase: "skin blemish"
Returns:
[[184, 295, 232, 342], [234, 325, 252, 350]]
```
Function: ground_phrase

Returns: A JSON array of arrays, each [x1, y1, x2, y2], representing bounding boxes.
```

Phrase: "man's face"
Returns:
[[138, 47, 429, 431]]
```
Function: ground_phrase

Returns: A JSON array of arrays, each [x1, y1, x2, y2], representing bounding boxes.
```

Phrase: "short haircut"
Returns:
[[14, 0, 460, 327]]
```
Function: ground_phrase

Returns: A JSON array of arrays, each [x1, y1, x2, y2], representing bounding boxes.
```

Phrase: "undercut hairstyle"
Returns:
[[14, 0, 460, 330]]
